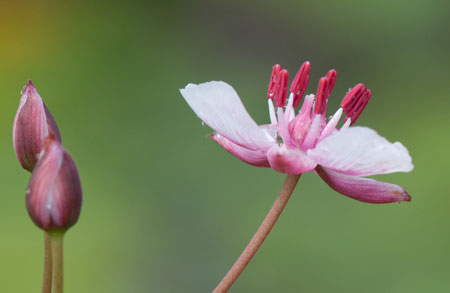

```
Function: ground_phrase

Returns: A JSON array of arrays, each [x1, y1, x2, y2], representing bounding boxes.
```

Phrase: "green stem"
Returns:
[[50, 231, 65, 293], [42, 231, 52, 293], [213, 174, 301, 293]]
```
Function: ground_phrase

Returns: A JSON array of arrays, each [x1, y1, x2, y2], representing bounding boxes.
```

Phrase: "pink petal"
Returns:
[[180, 81, 275, 150], [267, 145, 317, 174], [301, 114, 323, 150], [316, 166, 411, 204], [307, 126, 413, 177], [210, 134, 270, 167]]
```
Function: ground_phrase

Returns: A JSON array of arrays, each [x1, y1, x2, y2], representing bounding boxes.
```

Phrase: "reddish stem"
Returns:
[[213, 174, 301, 292]]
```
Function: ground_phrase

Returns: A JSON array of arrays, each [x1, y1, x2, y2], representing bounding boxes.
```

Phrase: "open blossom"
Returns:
[[26, 137, 82, 231], [13, 81, 61, 172], [180, 62, 413, 203]]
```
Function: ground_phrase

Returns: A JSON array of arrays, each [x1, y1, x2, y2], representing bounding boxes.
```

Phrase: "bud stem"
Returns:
[[42, 231, 52, 293], [50, 231, 65, 293], [213, 174, 301, 292]]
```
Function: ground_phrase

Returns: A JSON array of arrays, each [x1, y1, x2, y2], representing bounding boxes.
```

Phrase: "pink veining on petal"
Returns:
[[301, 114, 322, 150], [316, 166, 411, 204], [267, 145, 317, 174], [210, 133, 270, 167], [276, 107, 295, 148], [288, 94, 314, 147], [318, 108, 343, 141], [308, 126, 413, 177]]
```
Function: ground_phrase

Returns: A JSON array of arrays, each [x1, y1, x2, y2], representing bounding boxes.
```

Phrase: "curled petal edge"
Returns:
[[315, 166, 411, 204], [210, 133, 270, 167]]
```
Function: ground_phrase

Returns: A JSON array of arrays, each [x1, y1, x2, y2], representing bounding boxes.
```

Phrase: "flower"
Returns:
[[180, 62, 413, 203], [13, 80, 61, 172], [26, 137, 82, 231]]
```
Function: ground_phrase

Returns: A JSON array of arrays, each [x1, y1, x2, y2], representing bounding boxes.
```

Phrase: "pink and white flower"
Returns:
[[180, 62, 413, 203]]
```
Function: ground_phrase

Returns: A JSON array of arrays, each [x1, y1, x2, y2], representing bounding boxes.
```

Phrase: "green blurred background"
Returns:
[[1, 0, 449, 292]]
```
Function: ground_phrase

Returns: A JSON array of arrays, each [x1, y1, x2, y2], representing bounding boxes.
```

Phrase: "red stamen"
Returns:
[[341, 83, 372, 125], [340, 83, 365, 111], [267, 64, 281, 100], [274, 69, 289, 107], [312, 69, 338, 115], [290, 61, 311, 107], [313, 77, 328, 114], [292, 75, 309, 108], [325, 69, 337, 98], [349, 89, 371, 124]]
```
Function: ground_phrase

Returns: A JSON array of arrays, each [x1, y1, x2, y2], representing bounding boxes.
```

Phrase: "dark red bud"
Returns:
[[13, 81, 61, 172], [26, 138, 82, 232]]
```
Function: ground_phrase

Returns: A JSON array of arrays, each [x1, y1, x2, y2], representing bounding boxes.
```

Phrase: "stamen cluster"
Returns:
[[266, 61, 372, 128]]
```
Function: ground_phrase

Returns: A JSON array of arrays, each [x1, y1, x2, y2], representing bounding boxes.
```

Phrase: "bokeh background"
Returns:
[[1, 0, 449, 292]]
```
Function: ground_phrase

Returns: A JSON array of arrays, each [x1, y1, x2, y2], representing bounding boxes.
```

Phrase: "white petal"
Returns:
[[180, 81, 275, 150], [307, 126, 413, 176], [259, 124, 278, 140]]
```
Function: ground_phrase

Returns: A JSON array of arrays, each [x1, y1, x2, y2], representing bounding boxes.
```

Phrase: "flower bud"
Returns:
[[26, 138, 82, 232], [13, 81, 61, 172]]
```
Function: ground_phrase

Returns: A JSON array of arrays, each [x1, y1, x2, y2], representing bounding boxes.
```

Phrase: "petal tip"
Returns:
[[392, 189, 411, 202]]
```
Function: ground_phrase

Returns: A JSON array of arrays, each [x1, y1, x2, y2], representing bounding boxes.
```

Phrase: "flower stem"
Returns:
[[42, 231, 52, 293], [213, 173, 301, 293], [50, 231, 65, 293]]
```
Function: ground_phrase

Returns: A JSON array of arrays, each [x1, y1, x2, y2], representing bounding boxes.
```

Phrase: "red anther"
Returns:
[[290, 61, 310, 108], [325, 69, 337, 98], [340, 83, 365, 112], [290, 61, 310, 93], [313, 77, 328, 114], [341, 84, 372, 125], [267, 64, 281, 100], [274, 69, 289, 107], [349, 89, 371, 125]]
